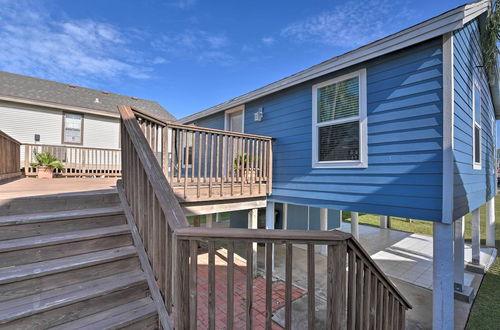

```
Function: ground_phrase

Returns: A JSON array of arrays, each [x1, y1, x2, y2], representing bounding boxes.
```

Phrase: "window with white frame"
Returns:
[[62, 112, 83, 144], [312, 69, 367, 168], [473, 80, 481, 170]]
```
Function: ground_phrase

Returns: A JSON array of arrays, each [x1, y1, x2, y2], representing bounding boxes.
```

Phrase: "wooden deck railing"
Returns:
[[0, 131, 21, 181], [133, 109, 273, 202], [23, 144, 121, 177], [117, 105, 411, 329]]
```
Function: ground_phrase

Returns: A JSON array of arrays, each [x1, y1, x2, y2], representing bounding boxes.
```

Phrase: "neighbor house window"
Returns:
[[62, 112, 83, 144], [473, 80, 481, 170], [312, 69, 367, 168]]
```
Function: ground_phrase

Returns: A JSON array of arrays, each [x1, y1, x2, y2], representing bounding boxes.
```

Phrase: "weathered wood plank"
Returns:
[[307, 244, 315, 330]]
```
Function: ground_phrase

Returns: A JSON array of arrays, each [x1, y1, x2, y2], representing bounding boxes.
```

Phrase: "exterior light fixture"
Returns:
[[254, 107, 264, 122]]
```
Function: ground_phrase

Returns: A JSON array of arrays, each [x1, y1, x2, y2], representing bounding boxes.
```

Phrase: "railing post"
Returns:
[[267, 140, 273, 194], [162, 125, 169, 179], [327, 241, 347, 329], [175, 237, 190, 329]]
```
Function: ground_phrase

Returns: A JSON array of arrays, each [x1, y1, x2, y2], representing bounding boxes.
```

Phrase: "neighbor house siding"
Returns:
[[0, 101, 121, 164], [242, 38, 444, 221], [452, 19, 497, 219], [193, 111, 225, 130]]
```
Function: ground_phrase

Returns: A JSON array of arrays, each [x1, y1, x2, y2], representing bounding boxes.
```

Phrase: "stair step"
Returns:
[[0, 206, 124, 226], [0, 246, 137, 285], [50, 297, 157, 330], [0, 270, 147, 326], [0, 190, 120, 216], [0, 207, 126, 240], [0, 225, 130, 253]]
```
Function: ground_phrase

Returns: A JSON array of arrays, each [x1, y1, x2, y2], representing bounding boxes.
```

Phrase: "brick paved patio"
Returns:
[[195, 247, 306, 329]]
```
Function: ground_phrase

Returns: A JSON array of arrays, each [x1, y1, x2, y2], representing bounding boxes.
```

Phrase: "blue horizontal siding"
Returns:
[[244, 38, 444, 221], [192, 111, 225, 130], [452, 19, 497, 219]]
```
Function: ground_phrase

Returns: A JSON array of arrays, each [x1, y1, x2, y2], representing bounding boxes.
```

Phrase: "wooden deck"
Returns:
[[171, 177, 268, 202]]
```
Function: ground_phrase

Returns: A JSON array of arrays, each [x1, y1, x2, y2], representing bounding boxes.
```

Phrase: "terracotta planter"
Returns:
[[37, 166, 54, 179]]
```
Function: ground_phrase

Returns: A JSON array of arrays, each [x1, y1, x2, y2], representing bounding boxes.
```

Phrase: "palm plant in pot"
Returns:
[[30, 151, 64, 179]]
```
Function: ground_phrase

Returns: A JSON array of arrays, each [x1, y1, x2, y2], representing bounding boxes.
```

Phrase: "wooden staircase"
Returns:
[[0, 190, 161, 329]]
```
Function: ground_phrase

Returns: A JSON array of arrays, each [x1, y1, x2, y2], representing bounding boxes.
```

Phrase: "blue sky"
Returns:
[[0, 1, 494, 126]]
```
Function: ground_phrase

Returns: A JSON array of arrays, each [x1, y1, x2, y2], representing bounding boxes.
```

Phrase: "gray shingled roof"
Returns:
[[0, 71, 175, 122]]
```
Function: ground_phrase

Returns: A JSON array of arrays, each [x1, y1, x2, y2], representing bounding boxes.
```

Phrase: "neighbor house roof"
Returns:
[[0, 71, 175, 122], [179, 0, 498, 124]]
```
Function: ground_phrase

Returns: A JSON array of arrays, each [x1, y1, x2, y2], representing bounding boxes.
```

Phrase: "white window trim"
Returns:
[[312, 69, 368, 169], [224, 105, 245, 133], [472, 78, 481, 170]]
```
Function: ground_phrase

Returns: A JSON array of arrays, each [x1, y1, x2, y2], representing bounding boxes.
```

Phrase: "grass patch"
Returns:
[[186, 212, 230, 226], [343, 197, 500, 329]]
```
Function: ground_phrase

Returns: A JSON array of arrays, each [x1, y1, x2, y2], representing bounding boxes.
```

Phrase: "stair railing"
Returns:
[[118, 105, 411, 330]]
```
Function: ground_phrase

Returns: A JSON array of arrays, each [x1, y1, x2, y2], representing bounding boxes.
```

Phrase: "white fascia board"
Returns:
[[179, 1, 489, 125]]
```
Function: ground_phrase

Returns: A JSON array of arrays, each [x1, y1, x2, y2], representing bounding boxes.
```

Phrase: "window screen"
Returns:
[[318, 121, 360, 161], [63, 113, 82, 144], [317, 76, 359, 123]]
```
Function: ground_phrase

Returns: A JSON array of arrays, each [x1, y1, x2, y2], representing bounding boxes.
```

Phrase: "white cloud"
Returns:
[[152, 29, 234, 66], [281, 0, 414, 48], [261, 36, 275, 46], [0, 0, 157, 85]]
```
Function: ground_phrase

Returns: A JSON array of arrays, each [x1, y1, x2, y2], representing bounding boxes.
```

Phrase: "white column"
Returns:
[[206, 214, 213, 228], [486, 197, 496, 247], [320, 208, 328, 230], [454, 217, 465, 292], [283, 204, 288, 230], [320, 208, 328, 255], [433, 222, 454, 330], [351, 212, 359, 240], [248, 208, 258, 277], [379, 215, 388, 229], [266, 202, 275, 272], [471, 208, 481, 265], [215, 213, 221, 223]]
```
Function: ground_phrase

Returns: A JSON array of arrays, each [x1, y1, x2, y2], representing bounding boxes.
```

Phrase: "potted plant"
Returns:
[[233, 153, 257, 183], [30, 151, 64, 179]]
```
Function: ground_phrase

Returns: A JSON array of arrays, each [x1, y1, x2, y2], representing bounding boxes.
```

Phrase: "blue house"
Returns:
[[179, 1, 498, 328]]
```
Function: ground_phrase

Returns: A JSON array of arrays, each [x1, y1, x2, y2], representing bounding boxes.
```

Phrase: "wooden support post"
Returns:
[[486, 197, 496, 247], [193, 215, 201, 228], [351, 212, 359, 240], [433, 222, 454, 330], [206, 214, 213, 228], [379, 215, 388, 229], [471, 208, 481, 265]]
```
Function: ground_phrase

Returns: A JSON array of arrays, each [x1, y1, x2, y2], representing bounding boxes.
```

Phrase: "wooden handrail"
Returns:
[[22, 143, 120, 152], [166, 122, 274, 140], [118, 105, 189, 231], [118, 104, 410, 330], [175, 226, 352, 242]]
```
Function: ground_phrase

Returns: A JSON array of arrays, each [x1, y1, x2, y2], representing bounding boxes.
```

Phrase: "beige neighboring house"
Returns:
[[0, 71, 175, 173]]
